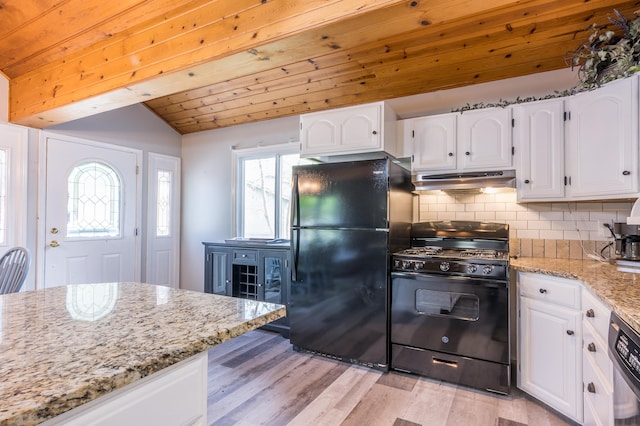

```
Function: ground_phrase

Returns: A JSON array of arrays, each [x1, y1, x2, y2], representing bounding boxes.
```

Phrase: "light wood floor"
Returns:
[[206, 330, 572, 426]]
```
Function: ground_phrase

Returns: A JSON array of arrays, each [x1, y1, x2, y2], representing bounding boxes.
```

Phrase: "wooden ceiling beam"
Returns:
[[9, 0, 412, 128]]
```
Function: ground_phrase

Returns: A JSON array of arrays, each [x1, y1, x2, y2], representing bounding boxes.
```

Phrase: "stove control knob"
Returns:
[[439, 262, 450, 272], [414, 261, 424, 271], [394, 259, 402, 268], [482, 265, 493, 275], [467, 264, 477, 273], [402, 261, 412, 269]]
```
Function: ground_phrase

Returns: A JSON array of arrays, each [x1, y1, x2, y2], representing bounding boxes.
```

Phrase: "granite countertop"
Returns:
[[511, 257, 640, 335], [0, 282, 285, 425]]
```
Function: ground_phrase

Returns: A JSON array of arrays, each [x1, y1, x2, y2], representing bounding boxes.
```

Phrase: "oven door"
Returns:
[[391, 271, 509, 364]]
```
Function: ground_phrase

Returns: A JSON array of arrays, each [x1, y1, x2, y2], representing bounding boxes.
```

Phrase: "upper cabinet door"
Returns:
[[513, 99, 565, 201], [340, 104, 380, 151], [565, 77, 639, 199], [457, 107, 513, 171], [300, 103, 385, 157], [411, 113, 457, 172]]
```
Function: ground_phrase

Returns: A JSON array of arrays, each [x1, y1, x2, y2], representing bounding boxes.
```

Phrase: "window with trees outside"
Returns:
[[236, 146, 314, 239]]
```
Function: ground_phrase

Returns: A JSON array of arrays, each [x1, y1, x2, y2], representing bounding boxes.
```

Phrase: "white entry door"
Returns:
[[43, 135, 140, 287]]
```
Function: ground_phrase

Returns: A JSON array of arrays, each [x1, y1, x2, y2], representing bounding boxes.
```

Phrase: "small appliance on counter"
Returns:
[[613, 223, 640, 261]]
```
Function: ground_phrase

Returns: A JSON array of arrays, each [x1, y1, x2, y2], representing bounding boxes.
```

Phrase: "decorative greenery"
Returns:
[[452, 9, 640, 113], [566, 8, 640, 89]]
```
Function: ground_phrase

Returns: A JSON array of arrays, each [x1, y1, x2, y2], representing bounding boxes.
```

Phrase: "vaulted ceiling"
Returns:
[[2, 0, 639, 134]]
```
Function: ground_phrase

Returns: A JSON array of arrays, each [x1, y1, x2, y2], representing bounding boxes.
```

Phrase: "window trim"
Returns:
[[232, 143, 301, 239]]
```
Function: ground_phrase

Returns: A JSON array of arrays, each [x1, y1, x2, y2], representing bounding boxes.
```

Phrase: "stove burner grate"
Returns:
[[459, 249, 500, 259]]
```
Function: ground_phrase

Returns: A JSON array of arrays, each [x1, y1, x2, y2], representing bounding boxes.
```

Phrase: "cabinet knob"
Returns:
[[524, 179, 530, 184], [566, 330, 575, 336], [588, 342, 596, 352], [586, 308, 595, 318], [623, 170, 631, 176], [372, 130, 378, 135], [539, 288, 547, 294], [587, 382, 596, 393], [465, 151, 470, 156], [448, 152, 454, 157]]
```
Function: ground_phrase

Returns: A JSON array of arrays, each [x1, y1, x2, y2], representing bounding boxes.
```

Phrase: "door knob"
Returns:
[[588, 342, 596, 352], [49, 240, 60, 248], [586, 308, 595, 318], [50, 227, 59, 234]]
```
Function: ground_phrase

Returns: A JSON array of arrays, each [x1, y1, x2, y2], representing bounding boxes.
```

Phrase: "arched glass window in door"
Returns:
[[67, 161, 121, 238]]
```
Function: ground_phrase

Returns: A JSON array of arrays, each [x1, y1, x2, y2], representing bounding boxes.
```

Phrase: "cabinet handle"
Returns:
[[539, 288, 547, 294], [587, 382, 596, 393], [524, 179, 530, 184], [623, 170, 631, 176], [588, 342, 596, 352], [372, 130, 378, 135], [566, 330, 575, 336], [448, 152, 454, 157], [465, 151, 470, 156], [586, 308, 595, 318]]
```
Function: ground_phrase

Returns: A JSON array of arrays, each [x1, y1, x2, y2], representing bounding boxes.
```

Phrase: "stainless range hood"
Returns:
[[412, 170, 516, 191]]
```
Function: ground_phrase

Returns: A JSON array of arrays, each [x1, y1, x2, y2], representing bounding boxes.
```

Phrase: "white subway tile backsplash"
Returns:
[[527, 221, 551, 230], [564, 211, 590, 221], [417, 193, 633, 256], [540, 230, 565, 239], [455, 212, 476, 221], [475, 212, 497, 221], [516, 211, 540, 221], [517, 230, 540, 239], [465, 203, 485, 212], [485, 203, 506, 211], [563, 230, 581, 240], [496, 211, 518, 221], [538, 211, 564, 221], [551, 220, 577, 231]]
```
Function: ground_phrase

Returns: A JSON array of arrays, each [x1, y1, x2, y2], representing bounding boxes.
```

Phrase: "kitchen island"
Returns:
[[0, 282, 285, 425]]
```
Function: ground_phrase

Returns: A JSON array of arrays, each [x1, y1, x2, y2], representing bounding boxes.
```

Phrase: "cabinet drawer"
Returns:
[[583, 321, 613, 384], [582, 289, 611, 341], [232, 250, 258, 264], [583, 354, 613, 426], [519, 272, 581, 309]]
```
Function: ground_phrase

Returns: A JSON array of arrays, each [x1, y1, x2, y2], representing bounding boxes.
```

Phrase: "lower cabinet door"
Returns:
[[583, 354, 614, 426], [519, 296, 583, 423]]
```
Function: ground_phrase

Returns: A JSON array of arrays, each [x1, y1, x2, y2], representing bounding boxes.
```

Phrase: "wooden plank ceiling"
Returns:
[[2, 0, 639, 134]]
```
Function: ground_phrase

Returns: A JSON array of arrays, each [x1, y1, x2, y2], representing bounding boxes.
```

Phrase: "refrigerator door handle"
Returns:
[[291, 228, 299, 282], [291, 173, 300, 228]]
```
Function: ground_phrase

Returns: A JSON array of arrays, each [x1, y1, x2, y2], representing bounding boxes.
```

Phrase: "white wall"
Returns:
[[180, 116, 299, 292]]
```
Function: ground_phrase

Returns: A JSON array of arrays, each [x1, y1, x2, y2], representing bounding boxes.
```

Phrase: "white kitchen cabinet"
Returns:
[[408, 108, 512, 173], [300, 101, 397, 158], [513, 99, 565, 201], [564, 76, 639, 199], [582, 289, 614, 426], [457, 107, 513, 171], [518, 272, 583, 423], [42, 353, 208, 426], [410, 113, 457, 172]]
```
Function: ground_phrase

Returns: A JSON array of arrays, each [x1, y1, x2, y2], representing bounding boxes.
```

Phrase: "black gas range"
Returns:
[[392, 220, 509, 278], [390, 220, 511, 394]]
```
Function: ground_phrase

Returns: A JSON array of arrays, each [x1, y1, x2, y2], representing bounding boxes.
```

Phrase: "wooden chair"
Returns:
[[0, 247, 30, 294]]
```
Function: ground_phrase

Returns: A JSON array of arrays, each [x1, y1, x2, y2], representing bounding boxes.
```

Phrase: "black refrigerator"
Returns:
[[289, 158, 412, 370]]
